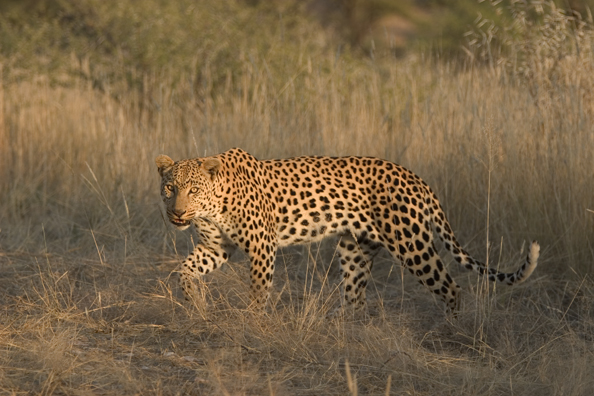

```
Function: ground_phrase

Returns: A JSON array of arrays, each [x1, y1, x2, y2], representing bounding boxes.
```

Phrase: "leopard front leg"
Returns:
[[178, 219, 230, 303], [179, 245, 229, 301], [246, 240, 277, 309]]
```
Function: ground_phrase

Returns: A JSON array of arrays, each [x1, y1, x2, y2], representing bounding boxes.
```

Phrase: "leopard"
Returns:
[[156, 148, 540, 313]]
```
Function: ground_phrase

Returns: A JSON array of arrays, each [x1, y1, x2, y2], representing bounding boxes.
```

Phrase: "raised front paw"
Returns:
[[179, 273, 208, 306]]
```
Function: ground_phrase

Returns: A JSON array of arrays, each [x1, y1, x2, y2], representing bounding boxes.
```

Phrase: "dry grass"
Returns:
[[1, 3, 594, 394], [1, 246, 593, 395]]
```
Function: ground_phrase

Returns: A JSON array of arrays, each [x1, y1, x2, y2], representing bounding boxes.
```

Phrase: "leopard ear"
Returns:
[[202, 158, 221, 181], [155, 155, 175, 176]]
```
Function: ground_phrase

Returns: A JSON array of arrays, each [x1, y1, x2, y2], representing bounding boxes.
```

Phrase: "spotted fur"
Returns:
[[156, 148, 539, 312]]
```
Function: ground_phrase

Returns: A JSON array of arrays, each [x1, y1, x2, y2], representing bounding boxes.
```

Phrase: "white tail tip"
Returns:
[[519, 240, 540, 282]]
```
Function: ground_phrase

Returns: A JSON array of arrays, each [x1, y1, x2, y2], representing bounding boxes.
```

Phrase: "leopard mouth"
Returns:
[[170, 218, 191, 227]]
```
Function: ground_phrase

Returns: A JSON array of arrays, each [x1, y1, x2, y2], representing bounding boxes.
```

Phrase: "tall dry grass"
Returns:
[[1, 2, 594, 394], [1, 51, 591, 270]]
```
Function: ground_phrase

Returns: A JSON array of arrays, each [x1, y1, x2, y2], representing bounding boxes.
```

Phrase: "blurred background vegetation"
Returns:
[[2, 0, 594, 88]]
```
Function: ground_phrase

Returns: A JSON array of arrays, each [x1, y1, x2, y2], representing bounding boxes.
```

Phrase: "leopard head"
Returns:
[[155, 154, 222, 230]]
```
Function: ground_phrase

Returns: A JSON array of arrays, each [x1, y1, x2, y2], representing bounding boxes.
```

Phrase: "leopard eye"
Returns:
[[189, 187, 199, 194], [165, 184, 174, 192]]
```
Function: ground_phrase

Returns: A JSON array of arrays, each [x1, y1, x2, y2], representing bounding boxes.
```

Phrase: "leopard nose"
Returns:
[[172, 209, 186, 217]]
